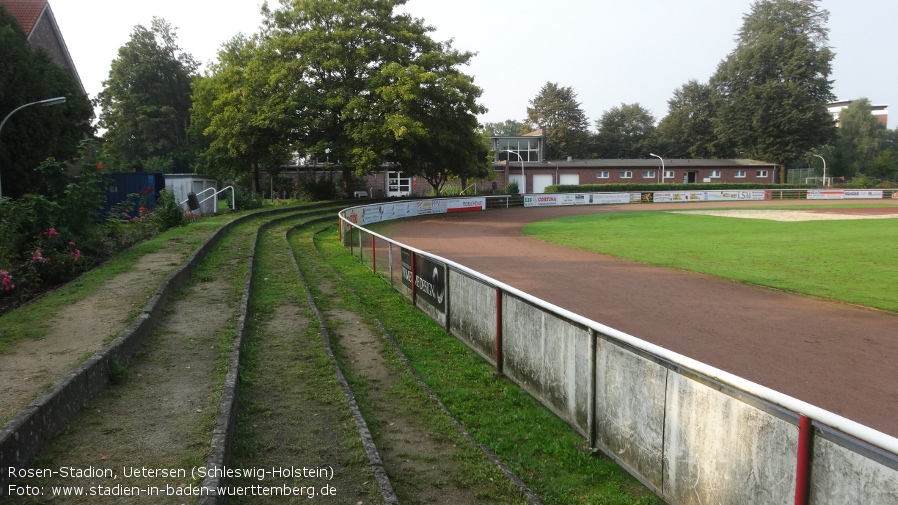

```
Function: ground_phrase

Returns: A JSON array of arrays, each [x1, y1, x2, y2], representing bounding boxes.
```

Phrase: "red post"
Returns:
[[371, 235, 376, 274], [410, 252, 416, 305], [495, 287, 503, 375], [794, 414, 813, 505]]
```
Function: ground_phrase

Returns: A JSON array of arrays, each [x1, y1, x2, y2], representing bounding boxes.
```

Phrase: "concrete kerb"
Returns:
[[197, 211, 307, 503], [0, 206, 302, 492], [289, 218, 400, 505]]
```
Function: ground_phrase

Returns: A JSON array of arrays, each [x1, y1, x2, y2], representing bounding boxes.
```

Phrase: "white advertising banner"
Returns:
[[704, 190, 769, 201], [654, 190, 769, 203], [523, 193, 631, 207], [807, 190, 845, 200], [348, 197, 487, 226], [652, 191, 707, 203], [843, 190, 884, 199]]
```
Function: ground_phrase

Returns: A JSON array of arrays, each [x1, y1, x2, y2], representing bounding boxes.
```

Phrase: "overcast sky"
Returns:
[[49, 0, 896, 130]]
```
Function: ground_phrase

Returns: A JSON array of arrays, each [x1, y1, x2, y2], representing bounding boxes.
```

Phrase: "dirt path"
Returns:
[[379, 200, 898, 438], [0, 249, 193, 425], [6, 220, 257, 504]]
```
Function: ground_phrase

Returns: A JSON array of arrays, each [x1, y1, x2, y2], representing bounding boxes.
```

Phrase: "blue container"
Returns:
[[102, 173, 165, 219]]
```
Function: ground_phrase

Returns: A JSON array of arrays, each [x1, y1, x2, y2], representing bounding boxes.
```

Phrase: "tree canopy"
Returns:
[[525, 82, 591, 160], [594, 103, 657, 159], [0, 6, 94, 199], [190, 34, 290, 192], [711, 0, 836, 180], [97, 18, 198, 172], [655, 80, 726, 159]]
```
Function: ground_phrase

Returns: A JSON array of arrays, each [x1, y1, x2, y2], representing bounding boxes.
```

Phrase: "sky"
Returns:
[[48, 0, 897, 130]]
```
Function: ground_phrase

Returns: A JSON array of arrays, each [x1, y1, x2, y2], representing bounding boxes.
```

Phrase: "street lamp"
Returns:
[[813, 154, 827, 188], [649, 153, 664, 184], [0, 96, 67, 199], [504, 150, 525, 194]]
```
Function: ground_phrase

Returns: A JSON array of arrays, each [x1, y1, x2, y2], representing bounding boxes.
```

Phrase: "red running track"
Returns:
[[379, 200, 898, 438]]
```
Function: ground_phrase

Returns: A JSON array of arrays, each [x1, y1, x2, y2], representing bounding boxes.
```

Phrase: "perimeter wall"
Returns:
[[339, 193, 898, 504]]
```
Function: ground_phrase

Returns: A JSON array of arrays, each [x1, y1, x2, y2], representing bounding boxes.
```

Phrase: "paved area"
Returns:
[[383, 200, 898, 438]]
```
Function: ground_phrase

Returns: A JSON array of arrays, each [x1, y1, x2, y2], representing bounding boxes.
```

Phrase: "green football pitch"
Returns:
[[523, 206, 898, 313]]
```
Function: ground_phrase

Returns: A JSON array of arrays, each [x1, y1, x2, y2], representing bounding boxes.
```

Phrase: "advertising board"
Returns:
[[401, 249, 446, 314]]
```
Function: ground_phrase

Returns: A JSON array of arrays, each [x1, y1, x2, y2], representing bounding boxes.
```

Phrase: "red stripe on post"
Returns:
[[795, 414, 813, 505], [495, 287, 503, 375], [371, 235, 376, 274]]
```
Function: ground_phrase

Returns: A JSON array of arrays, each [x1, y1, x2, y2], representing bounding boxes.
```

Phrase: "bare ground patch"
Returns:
[[0, 251, 185, 424], [7, 273, 234, 504]]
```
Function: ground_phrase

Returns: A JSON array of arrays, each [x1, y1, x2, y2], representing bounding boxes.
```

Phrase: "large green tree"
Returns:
[[0, 6, 94, 199], [190, 34, 290, 192], [97, 18, 197, 172], [525, 82, 591, 160], [833, 98, 884, 178], [711, 0, 836, 181], [257, 0, 486, 196], [594, 103, 657, 159], [656, 80, 727, 159]]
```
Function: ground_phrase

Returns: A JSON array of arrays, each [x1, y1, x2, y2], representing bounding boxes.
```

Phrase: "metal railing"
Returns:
[[337, 194, 898, 504]]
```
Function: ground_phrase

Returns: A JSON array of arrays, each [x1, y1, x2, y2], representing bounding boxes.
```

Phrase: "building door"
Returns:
[[508, 174, 523, 194], [533, 174, 553, 193], [684, 171, 697, 183]]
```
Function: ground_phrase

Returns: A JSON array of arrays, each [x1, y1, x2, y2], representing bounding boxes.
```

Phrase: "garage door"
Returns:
[[533, 174, 554, 193], [559, 174, 580, 186]]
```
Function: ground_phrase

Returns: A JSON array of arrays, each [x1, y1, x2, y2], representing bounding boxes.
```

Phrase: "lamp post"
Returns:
[[504, 150, 525, 194], [649, 153, 664, 184], [0, 96, 67, 199], [813, 154, 827, 188]]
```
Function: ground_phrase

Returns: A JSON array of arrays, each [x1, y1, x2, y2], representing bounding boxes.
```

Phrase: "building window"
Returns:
[[734, 170, 746, 178], [664, 170, 674, 179], [642, 170, 656, 179], [495, 138, 541, 162], [596, 171, 609, 179], [620, 171, 633, 179], [756, 170, 768, 178], [710, 170, 721, 178]]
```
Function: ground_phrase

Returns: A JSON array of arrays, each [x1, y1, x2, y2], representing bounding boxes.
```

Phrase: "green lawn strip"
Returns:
[[523, 207, 898, 313], [296, 226, 527, 504], [226, 217, 379, 504], [314, 227, 661, 505], [6, 216, 266, 503]]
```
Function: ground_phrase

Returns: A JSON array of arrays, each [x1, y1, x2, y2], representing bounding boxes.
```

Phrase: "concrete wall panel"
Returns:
[[663, 373, 797, 505], [502, 295, 590, 434], [595, 338, 667, 489], [447, 270, 497, 364], [810, 436, 898, 504]]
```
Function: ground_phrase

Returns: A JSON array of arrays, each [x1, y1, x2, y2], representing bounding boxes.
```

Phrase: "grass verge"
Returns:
[[313, 224, 661, 505]]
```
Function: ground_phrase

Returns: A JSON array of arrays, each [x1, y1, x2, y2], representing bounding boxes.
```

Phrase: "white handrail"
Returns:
[[337, 198, 898, 457]]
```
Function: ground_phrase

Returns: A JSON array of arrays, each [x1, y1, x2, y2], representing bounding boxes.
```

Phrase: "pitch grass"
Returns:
[[314, 226, 662, 505], [523, 206, 898, 313]]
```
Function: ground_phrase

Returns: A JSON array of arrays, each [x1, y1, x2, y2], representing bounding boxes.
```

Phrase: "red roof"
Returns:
[[1, 0, 48, 36]]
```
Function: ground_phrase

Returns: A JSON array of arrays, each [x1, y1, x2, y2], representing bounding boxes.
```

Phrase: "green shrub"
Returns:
[[153, 189, 187, 231]]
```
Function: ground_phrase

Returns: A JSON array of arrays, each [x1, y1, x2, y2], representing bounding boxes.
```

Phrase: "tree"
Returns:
[[0, 6, 94, 199], [656, 80, 728, 158], [594, 103, 657, 159], [190, 34, 290, 192], [711, 0, 836, 181], [97, 18, 198, 172], [482, 120, 524, 137], [834, 98, 885, 178], [525, 82, 591, 160], [259, 0, 486, 196]]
